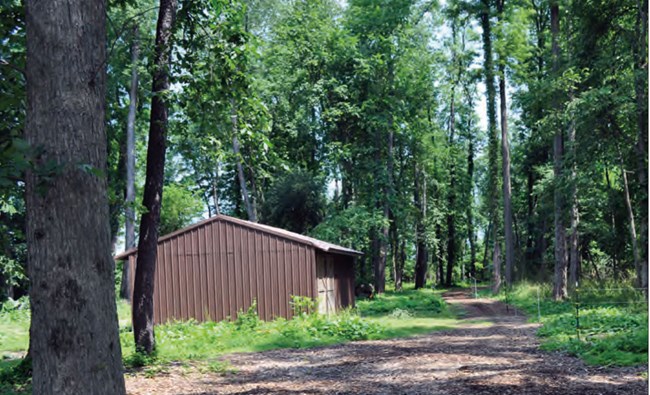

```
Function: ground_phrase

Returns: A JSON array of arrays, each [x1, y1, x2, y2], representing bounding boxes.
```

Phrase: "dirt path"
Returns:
[[126, 290, 647, 394]]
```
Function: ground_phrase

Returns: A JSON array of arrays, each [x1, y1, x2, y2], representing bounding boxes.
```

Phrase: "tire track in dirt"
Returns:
[[126, 289, 648, 394]]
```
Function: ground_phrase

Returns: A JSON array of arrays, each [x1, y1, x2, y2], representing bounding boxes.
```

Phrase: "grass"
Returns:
[[490, 281, 648, 367], [0, 285, 462, 392]]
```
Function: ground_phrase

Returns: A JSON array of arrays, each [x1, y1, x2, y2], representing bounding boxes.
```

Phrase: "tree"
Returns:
[[479, 0, 502, 293], [495, 0, 515, 287], [24, 0, 126, 392], [132, 0, 177, 354], [121, 24, 140, 300], [550, 0, 567, 300]]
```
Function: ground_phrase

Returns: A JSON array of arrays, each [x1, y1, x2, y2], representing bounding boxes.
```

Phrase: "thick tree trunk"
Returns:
[[121, 24, 140, 301], [133, 0, 177, 354], [231, 99, 257, 222], [551, 1, 567, 300], [25, 0, 126, 392]]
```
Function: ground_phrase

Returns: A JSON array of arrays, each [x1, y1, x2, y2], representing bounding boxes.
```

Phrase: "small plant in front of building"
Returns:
[[234, 299, 260, 331], [289, 295, 316, 317]]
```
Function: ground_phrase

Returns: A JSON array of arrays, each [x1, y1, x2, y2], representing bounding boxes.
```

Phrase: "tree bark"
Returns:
[[465, 86, 477, 279], [496, 0, 514, 287], [121, 24, 140, 301], [492, 243, 502, 294], [446, 88, 457, 288], [633, 0, 648, 291], [133, 0, 177, 354], [619, 154, 641, 287], [551, 1, 567, 300], [568, 117, 579, 289], [481, 0, 501, 293], [25, 0, 126, 392], [414, 164, 428, 289], [231, 99, 257, 222]]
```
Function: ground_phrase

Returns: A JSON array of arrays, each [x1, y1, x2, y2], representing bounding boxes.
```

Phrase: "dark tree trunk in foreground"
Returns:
[[121, 25, 140, 300], [133, 0, 177, 354], [551, 1, 568, 300], [25, 0, 126, 392]]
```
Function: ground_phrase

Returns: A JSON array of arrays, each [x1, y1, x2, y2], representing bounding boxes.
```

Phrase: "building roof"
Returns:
[[115, 214, 363, 260]]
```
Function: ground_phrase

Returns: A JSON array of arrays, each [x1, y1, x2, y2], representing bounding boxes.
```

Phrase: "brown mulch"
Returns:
[[125, 289, 648, 394]]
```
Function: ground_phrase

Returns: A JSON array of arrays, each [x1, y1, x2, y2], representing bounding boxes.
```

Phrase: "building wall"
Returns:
[[127, 219, 319, 323]]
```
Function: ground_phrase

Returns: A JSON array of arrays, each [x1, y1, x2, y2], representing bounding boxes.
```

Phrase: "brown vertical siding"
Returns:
[[123, 216, 356, 324]]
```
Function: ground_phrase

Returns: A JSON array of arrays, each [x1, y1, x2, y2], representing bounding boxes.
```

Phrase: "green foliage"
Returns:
[[260, 170, 326, 233], [495, 282, 648, 367], [0, 357, 31, 395], [159, 183, 205, 236], [289, 295, 316, 316], [0, 297, 29, 353], [233, 299, 260, 331], [357, 287, 447, 317]]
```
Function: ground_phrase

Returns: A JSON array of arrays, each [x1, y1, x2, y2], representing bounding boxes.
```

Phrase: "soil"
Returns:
[[125, 289, 648, 394]]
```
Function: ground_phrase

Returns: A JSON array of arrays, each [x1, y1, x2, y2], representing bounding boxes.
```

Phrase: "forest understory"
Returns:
[[124, 289, 648, 395]]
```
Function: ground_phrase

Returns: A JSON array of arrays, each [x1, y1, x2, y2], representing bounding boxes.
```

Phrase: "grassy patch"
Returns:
[[357, 286, 463, 337], [492, 282, 648, 367], [1, 284, 462, 382]]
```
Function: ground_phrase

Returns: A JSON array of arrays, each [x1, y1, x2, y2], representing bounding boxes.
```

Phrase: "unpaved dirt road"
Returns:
[[126, 290, 648, 394]]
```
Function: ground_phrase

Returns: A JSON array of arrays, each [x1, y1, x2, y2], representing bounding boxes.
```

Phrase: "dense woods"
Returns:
[[0, 0, 647, 387]]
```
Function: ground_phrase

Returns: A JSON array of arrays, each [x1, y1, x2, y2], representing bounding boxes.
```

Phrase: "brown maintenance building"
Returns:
[[115, 215, 360, 324]]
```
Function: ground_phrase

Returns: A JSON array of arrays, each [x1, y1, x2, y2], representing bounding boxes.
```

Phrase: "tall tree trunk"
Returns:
[[212, 174, 221, 216], [121, 24, 140, 301], [551, 1, 567, 300], [414, 165, 428, 289], [446, 84, 457, 288], [526, 168, 535, 268], [568, 117, 579, 289], [492, 243, 502, 293], [464, 85, 477, 279], [619, 154, 642, 287], [25, 0, 126, 392], [496, 0, 514, 287], [436, 223, 445, 285], [374, 60, 395, 294], [634, 0, 648, 291], [390, 217, 402, 291], [231, 99, 257, 222], [133, 0, 177, 354], [481, 0, 501, 293]]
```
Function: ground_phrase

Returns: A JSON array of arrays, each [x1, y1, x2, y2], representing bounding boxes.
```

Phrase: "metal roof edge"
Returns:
[[113, 214, 363, 260]]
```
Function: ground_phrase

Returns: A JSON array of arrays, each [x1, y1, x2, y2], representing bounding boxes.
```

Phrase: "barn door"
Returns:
[[317, 256, 336, 315]]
